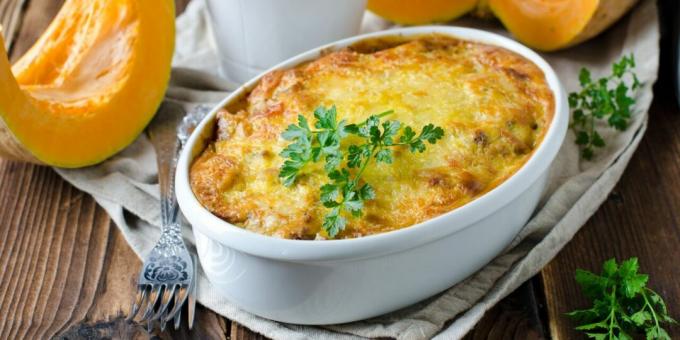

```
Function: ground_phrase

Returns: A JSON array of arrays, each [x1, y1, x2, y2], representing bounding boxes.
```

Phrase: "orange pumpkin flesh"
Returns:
[[367, 0, 638, 51], [487, 0, 627, 51], [367, 0, 478, 25], [0, 0, 174, 167]]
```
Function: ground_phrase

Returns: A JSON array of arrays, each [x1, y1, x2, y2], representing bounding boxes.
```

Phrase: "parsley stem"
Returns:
[[355, 110, 394, 127], [608, 286, 617, 340], [350, 144, 378, 189], [589, 109, 595, 151], [642, 288, 662, 333], [374, 109, 395, 119]]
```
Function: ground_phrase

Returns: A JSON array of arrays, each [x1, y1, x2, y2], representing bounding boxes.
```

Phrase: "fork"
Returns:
[[127, 102, 209, 331]]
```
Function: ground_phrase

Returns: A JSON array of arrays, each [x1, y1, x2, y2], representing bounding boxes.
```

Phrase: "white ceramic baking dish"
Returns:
[[175, 26, 568, 325]]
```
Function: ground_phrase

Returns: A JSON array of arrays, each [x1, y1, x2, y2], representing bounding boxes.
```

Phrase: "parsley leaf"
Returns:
[[278, 106, 347, 186], [279, 106, 444, 238], [567, 257, 677, 340], [569, 54, 641, 160], [398, 124, 445, 153], [322, 207, 345, 238], [279, 115, 313, 187]]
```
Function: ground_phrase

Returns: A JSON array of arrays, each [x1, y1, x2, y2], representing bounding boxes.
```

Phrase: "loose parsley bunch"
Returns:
[[279, 106, 444, 238], [569, 54, 641, 160], [567, 258, 676, 340]]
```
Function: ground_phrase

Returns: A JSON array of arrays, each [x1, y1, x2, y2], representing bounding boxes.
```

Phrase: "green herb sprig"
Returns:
[[567, 257, 676, 340], [279, 106, 444, 238], [569, 54, 641, 160], [278, 106, 348, 187]]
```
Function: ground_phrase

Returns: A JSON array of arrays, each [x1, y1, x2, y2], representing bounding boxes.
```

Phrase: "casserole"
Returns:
[[189, 33, 554, 240], [176, 26, 568, 324]]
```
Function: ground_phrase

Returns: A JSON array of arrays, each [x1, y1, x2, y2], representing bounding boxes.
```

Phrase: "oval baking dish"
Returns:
[[176, 26, 568, 324]]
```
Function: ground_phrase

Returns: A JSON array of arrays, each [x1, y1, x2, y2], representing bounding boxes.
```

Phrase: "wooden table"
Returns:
[[1, 1, 678, 339]]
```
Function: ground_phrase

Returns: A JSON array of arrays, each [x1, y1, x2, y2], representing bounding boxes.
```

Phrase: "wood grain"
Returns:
[[0, 0, 236, 339], [541, 2, 680, 338], [0, 162, 129, 339], [462, 281, 547, 340], [541, 78, 680, 339]]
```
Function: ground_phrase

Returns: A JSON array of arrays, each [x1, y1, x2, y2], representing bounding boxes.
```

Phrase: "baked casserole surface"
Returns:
[[190, 34, 554, 239]]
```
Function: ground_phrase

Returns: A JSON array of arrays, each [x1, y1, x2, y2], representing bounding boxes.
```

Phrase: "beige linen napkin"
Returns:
[[55, 1, 659, 339]]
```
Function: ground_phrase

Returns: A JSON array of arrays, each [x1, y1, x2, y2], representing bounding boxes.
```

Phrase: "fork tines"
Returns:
[[128, 282, 191, 331]]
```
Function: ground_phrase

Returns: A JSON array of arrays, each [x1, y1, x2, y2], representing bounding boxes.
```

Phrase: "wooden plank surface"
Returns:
[[540, 59, 680, 339], [0, 0, 678, 339], [541, 1, 680, 337], [1, 0, 237, 339]]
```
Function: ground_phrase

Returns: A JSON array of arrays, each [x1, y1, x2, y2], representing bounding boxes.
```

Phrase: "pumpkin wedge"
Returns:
[[0, 0, 175, 167], [367, 0, 478, 25], [367, 0, 638, 51], [487, 0, 638, 51]]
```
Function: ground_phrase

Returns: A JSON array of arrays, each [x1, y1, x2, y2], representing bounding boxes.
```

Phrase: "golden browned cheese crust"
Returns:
[[190, 34, 554, 239]]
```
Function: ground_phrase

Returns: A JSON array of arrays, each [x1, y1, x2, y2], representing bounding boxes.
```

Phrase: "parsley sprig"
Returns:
[[279, 106, 444, 238], [569, 54, 641, 160], [278, 106, 347, 186], [567, 258, 676, 340]]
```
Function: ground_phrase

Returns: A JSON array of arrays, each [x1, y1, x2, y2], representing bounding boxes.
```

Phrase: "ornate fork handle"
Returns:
[[146, 103, 213, 274], [128, 103, 210, 330], [152, 103, 208, 240], [157, 130, 182, 234], [148, 112, 191, 277]]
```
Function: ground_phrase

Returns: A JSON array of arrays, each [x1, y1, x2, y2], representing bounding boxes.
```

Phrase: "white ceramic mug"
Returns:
[[204, 0, 367, 83]]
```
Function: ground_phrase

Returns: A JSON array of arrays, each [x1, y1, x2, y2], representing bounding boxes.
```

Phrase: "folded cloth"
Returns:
[[55, 0, 659, 339]]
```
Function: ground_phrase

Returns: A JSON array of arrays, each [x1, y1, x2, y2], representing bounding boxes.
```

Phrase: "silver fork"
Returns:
[[127, 102, 209, 331]]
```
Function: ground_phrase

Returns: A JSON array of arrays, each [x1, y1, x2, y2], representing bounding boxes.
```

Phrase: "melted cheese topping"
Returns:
[[190, 35, 554, 239]]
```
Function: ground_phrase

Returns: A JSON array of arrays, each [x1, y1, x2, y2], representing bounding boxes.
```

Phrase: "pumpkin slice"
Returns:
[[367, 0, 638, 51], [0, 0, 174, 167], [367, 0, 478, 25], [487, 0, 638, 51]]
